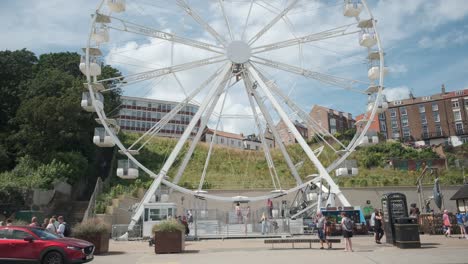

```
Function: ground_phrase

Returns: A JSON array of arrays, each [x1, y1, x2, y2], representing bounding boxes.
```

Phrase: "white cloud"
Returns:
[[388, 64, 408, 74], [383, 86, 411, 101], [418, 30, 468, 49]]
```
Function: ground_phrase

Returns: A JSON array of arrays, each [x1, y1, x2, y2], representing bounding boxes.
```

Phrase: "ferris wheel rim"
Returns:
[[84, 0, 385, 202]]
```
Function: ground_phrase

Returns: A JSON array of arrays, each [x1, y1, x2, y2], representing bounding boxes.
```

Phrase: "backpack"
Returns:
[[63, 223, 72, 237], [344, 218, 354, 231]]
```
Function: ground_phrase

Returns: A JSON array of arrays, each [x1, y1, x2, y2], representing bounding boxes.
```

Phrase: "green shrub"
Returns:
[[73, 218, 110, 237], [152, 220, 185, 233]]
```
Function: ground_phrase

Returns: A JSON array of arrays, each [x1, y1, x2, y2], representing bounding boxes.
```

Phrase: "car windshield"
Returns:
[[30, 228, 60, 240]]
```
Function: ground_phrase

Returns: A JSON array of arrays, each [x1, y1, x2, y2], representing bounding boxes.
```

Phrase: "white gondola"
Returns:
[[367, 94, 388, 114], [91, 25, 109, 44], [359, 31, 377, 48], [343, 0, 363, 17], [117, 159, 139, 179], [107, 0, 125, 13], [335, 167, 359, 177], [81, 92, 104, 112], [93, 127, 115, 147], [367, 51, 388, 80], [79, 56, 102, 76]]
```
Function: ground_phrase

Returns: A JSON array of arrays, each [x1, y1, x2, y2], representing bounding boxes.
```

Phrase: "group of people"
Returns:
[[315, 211, 355, 252], [0, 215, 70, 237], [443, 209, 468, 239]]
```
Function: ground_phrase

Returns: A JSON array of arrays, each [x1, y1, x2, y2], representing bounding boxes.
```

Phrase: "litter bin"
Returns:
[[394, 217, 421, 248]]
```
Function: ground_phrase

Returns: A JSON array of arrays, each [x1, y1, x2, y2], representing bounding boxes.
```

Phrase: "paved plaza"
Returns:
[[93, 235, 468, 264]]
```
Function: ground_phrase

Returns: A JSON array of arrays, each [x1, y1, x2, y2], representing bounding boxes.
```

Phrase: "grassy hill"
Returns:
[[111, 133, 465, 190]]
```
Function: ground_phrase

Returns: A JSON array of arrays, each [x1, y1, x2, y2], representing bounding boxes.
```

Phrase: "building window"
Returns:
[[391, 120, 398, 129], [380, 122, 387, 132], [420, 113, 427, 124], [400, 107, 407, 116], [394, 101, 402, 105], [435, 125, 443, 136], [403, 127, 410, 137], [238, 141, 241, 147], [390, 109, 397, 118], [378, 113, 386, 120], [452, 99, 460, 108], [422, 96, 431, 101], [247, 144, 251, 149], [418, 105, 425, 113], [422, 125, 429, 138], [401, 116, 409, 127], [455, 90, 464, 96], [456, 122, 464, 134], [432, 103, 439, 111], [392, 129, 400, 139], [256, 146, 259, 150], [330, 118, 336, 126], [433, 111, 440, 122], [454, 110, 462, 121]]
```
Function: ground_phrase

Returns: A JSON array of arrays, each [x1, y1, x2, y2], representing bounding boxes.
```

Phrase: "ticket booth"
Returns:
[[142, 202, 177, 238]]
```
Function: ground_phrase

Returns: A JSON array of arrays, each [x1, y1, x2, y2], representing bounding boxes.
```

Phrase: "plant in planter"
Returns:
[[152, 220, 185, 254], [72, 218, 110, 254]]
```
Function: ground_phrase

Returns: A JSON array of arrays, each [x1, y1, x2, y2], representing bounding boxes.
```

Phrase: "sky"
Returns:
[[1, 0, 468, 135]]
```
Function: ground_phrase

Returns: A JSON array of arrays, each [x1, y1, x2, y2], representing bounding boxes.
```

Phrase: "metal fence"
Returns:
[[82, 177, 103, 223], [111, 224, 143, 240]]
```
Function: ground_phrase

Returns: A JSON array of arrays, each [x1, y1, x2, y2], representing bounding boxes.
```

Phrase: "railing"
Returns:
[[82, 177, 103, 223]]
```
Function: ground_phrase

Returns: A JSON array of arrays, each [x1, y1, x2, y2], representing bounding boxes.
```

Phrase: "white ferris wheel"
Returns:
[[81, 0, 387, 228]]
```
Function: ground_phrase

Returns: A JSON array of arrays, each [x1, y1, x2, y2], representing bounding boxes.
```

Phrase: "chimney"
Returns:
[[441, 84, 446, 94]]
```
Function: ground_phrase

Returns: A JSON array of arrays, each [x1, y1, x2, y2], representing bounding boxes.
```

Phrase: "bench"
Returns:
[[264, 238, 341, 249]]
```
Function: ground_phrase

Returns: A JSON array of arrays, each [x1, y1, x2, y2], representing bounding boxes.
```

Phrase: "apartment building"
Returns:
[[117, 96, 200, 137], [383, 85, 468, 146], [203, 129, 274, 150], [276, 120, 309, 145], [308, 105, 355, 137]]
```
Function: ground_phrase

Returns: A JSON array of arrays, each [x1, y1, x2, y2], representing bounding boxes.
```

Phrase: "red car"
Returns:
[[0, 226, 94, 264]]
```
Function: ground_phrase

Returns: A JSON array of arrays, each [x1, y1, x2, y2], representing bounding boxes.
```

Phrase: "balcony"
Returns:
[[420, 132, 446, 139]]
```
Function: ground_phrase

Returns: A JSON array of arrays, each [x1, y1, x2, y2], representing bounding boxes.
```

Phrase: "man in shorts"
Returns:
[[316, 211, 331, 249]]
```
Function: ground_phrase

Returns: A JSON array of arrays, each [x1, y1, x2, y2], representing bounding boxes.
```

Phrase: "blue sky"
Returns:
[[1, 0, 468, 133]]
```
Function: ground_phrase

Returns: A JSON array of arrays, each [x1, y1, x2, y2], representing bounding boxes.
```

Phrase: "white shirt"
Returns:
[[370, 212, 376, 227], [46, 223, 56, 234], [57, 222, 66, 237]]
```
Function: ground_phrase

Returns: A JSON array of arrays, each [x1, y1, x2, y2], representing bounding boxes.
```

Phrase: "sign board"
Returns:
[[381, 193, 408, 244]]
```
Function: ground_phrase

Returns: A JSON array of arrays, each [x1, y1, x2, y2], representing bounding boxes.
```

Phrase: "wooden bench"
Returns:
[[264, 238, 341, 249]]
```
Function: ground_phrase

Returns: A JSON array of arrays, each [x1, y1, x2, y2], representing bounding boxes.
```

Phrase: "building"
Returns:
[[117, 96, 200, 137], [276, 120, 309, 145], [308, 105, 355, 137], [202, 129, 275, 150], [203, 128, 244, 149], [382, 85, 468, 146]]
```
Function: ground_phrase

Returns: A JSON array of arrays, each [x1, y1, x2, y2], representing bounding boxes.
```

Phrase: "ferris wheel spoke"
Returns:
[[247, 0, 300, 46], [251, 56, 370, 95], [176, 0, 228, 47], [241, 0, 254, 41], [125, 65, 227, 152], [97, 55, 226, 89], [103, 14, 224, 55], [218, 0, 234, 42], [251, 23, 359, 54], [252, 65, 348, 151], [243, 72, 303, 187]]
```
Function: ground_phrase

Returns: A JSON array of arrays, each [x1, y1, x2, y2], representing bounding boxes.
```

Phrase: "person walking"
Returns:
[[370, 209, 377, 233], [260, 212, 268, 235], [187, 210, 193, 227], [57, 216, 67, 237], [267, 199, 273, 218], [235, 203, 242, 224], [42, 218, 49, 229], [374, 210, 384, 243], [455, 211, 466, 239], [341, 212, 354, 252], [46, 218, 57, 234], [29, 217, 40, 228], [316, 212, 331, 249], [443, 210, 452, 237]]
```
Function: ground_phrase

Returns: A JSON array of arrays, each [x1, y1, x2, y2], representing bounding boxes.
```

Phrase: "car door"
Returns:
[[0, 228, 16, 259], [8, 229, 39, 260]]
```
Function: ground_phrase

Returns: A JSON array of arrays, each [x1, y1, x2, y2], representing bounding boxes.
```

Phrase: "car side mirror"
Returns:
[[24, 236, 34, 243]]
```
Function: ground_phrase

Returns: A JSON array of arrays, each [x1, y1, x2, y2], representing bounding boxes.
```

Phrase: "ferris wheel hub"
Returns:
[[226, 41, 251, 64]]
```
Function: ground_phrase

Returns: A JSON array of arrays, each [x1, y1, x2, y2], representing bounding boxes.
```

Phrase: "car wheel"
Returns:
[[42, 251, 63, 264]]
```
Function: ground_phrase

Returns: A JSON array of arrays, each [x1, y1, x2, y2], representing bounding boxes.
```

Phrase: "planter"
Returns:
[[154, 230, 185, 254], [75, 233, 110, 254]]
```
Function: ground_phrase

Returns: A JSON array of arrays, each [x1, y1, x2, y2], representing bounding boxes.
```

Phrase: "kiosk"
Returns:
[[142, 202, 177, 238]]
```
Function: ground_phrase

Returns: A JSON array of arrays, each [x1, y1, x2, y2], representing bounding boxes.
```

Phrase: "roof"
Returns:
[[310, 104, 353, 120], [388, 88, 468, 107], [450, 184, 468, 200], [205, 128, 244, 140]]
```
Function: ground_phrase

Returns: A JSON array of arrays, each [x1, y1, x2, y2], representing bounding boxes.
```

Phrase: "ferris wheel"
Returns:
[[81, 0, 387, 228]]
